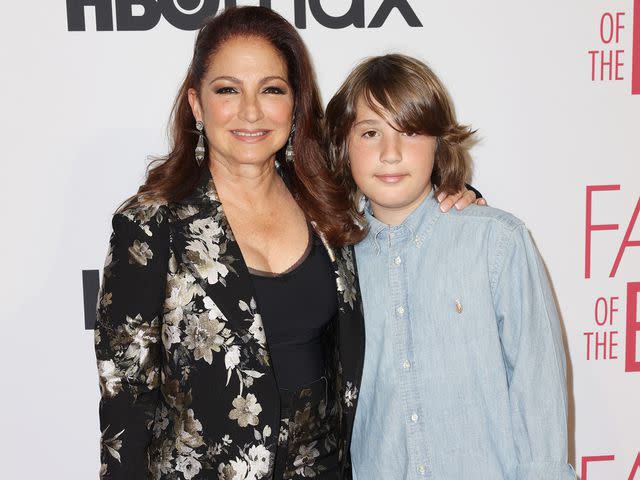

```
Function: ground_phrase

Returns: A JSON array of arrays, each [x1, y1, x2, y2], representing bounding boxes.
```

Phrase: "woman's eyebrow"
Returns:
[[209, 76, 240, 85], [208, 75, 289, 85], [260, 75, 289, 84]]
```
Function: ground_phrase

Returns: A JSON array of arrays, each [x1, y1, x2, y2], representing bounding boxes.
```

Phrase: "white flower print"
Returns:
[[176, 453, 203, 480], [293, 441, 320, 476], [175, 409, 205, 455], [151, 404, 170, 438], [175, 204, 199, 220], [128, 239, 153, 265], [100, 291, 112, 308], [204, 295, 226, 320], [225, 345, 241, 382], [218, 458, 249, 480], [249, 314, 266, 346], [247, 444, 271, 477], [278, 420, 289, 446], [164, 271, 206, 326], [228, 393, 262, 428], [187, 239, 230, 285], [101, 427, 125, 463], [120, 201, 164, 233], [150, 439, 174, 479], [184, 313, 226, 364], [344, 381, 358, 408], [97, 360, 122, 398], [161, 323, 181, 351], [240, 299, 266, 347], [335, 248, 357, 308], [185, 217, 230, 285], [123, 315, 159, 376], [191, 217, 224, 239]]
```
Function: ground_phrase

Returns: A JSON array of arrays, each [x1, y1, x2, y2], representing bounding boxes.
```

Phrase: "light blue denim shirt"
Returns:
[[351, 190, 576, 480]]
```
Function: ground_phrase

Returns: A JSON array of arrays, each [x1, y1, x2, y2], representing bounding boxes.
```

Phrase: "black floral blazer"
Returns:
[[95, 169, 365, 480]]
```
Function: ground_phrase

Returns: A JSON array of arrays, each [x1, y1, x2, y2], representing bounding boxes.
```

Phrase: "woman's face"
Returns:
[[189, 36, 294, 169]]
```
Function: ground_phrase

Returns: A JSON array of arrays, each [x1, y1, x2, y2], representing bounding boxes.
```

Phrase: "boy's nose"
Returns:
[[380, 137, 401, 164]]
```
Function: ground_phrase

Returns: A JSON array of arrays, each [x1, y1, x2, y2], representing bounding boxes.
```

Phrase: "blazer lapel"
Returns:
[[169, 168, 277, 398]]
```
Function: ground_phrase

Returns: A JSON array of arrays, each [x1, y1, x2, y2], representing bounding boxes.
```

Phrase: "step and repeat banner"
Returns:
[[0, 1, 638, 478]]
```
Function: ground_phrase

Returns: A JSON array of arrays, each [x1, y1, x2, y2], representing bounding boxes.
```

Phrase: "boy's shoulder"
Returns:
[[442, 202, 525, 233]]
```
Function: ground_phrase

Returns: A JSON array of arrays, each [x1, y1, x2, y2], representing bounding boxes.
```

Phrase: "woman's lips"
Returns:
[[375, 173, 408, 184], [230, 129, 272, 142]]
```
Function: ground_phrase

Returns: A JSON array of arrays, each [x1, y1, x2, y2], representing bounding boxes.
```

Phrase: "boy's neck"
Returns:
[[370, 185, 433, 227]]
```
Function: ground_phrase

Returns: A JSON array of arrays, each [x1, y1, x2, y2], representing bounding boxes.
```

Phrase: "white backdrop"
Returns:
[[0, 1, 638, 478]]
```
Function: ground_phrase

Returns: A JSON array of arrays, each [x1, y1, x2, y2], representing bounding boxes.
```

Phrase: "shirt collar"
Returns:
[[362, 188, 442, 252]]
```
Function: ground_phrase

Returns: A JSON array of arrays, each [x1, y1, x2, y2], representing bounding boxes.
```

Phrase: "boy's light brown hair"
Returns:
[[325, 53, 475, 220]]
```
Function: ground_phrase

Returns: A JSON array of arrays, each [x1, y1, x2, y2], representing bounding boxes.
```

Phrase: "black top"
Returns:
[[249, 230, 338, 390]]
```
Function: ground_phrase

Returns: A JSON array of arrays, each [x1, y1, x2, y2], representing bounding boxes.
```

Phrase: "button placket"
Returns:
[[387, 228, 430, 478]]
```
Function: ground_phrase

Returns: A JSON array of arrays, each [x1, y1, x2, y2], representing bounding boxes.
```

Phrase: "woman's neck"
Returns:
[[209, 157, 288, 209]]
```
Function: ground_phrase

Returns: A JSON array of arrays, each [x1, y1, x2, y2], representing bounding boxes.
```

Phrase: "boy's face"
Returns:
[[348, 98, 437, 226]]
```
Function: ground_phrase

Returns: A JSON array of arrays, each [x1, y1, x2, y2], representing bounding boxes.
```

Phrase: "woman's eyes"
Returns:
[[215, 87, 237, 94], [362, 130, 378, 138], [263, 86, 286, 94], [402, 131, 418, 137], [214, 86, 287, 94]]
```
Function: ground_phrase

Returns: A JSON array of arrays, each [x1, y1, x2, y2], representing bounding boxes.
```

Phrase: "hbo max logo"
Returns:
[[66, 0, 423, 31]]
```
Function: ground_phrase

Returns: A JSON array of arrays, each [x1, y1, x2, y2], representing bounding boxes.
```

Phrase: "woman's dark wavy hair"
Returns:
[[131, 6, 361, 246], [325, 54, 475, 224]]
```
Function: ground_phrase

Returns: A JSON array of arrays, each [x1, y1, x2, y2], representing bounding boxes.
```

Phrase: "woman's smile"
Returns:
[[230, 129, 273, 142]]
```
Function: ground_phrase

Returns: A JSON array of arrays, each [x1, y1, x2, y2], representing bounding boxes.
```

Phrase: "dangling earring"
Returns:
[[195, 120, 205, 166], [285, 123, 295, 163]]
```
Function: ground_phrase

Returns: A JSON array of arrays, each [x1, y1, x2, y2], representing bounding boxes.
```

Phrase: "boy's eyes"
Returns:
[[360, 130, 419, 138]]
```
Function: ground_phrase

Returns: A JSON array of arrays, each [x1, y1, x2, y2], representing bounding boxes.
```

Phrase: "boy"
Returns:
[[325, 54, 576, 479]]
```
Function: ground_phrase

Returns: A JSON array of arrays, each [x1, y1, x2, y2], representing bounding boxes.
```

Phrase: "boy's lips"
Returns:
[[375, 173, 408, 184]]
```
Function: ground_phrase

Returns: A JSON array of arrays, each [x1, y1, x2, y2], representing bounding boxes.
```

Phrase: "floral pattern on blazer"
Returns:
[[95, 169, 365, 479]]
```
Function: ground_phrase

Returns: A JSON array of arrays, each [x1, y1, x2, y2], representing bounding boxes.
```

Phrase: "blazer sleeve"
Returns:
[[492, 224, 576, 480], [95, 206, 168, 479]]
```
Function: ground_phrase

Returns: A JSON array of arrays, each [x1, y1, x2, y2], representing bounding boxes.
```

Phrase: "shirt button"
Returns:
[[394, 256, 402, 265], [402, 360, 411, 370], [411, 412, 419, 423], [418, 464, 426, 475], [396, 306, 405, 316]]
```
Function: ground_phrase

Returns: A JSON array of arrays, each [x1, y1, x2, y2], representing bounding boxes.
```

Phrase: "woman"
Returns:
[[95, 7, 477, 479]]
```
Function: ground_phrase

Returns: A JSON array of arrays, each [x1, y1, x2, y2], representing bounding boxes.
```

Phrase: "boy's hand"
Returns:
[[437, 188, 487, 212]]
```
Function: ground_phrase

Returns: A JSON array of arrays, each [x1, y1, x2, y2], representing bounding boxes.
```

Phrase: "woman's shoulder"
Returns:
[[113, 194, 169, 236]]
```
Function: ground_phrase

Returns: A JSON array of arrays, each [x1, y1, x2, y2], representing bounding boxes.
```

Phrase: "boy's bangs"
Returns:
[[360, 80, 432, 135]]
